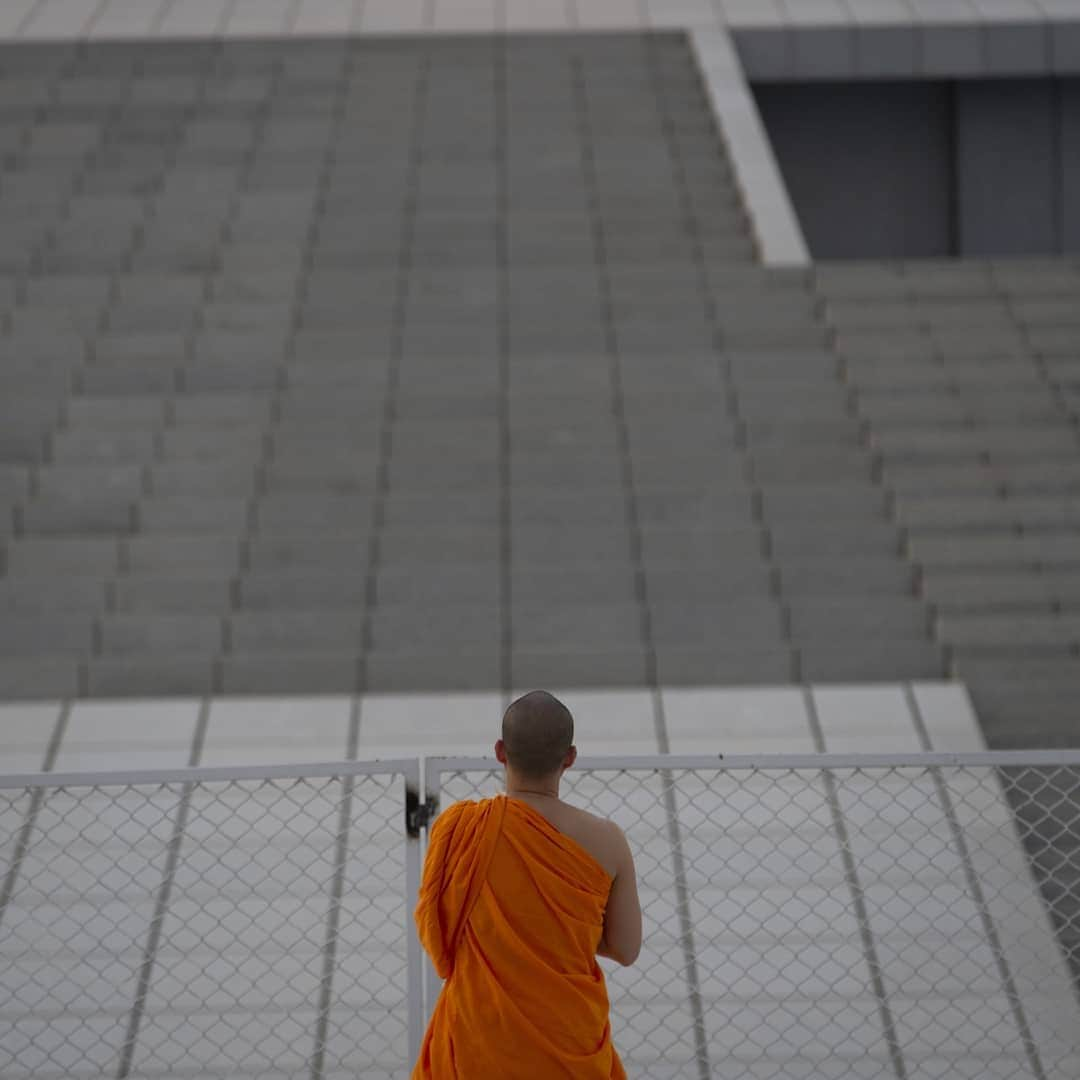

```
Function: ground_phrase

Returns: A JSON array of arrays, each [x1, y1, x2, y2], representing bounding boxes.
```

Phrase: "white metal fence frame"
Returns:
[[2, 750, 1080, 1079]]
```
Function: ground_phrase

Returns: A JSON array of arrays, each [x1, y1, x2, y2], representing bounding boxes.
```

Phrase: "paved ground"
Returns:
[[5, 685, 1078, 1080]]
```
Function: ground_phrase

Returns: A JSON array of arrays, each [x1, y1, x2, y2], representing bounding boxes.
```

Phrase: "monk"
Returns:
[[413, 690, 642, 1079]]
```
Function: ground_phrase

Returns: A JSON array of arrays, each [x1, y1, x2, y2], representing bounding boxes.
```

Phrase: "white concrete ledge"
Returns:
[[0, 681, 984, 773], [2, 0, 1079, 53], [690, 27, 811, 268]]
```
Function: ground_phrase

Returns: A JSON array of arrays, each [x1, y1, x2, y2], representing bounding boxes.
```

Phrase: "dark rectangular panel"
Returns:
[[955, 79, 1058, 255], [754, 81, 952, 259]]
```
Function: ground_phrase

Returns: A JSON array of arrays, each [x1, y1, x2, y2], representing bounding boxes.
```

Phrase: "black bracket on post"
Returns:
[[405, 785, 439, 838]]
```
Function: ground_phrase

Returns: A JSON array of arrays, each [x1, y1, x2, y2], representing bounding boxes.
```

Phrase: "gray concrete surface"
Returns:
[[0, 34, 944, 706], [815, 259, 1080, 750]]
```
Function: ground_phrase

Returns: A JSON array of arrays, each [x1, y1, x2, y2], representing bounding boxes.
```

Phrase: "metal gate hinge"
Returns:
[[405, 787, 439, 838]]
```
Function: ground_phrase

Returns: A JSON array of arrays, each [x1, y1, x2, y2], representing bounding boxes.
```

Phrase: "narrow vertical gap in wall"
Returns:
[[946, 79, 960, 258]]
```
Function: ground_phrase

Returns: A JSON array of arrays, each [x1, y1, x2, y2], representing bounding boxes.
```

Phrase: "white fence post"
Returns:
[[403, 758, 424, 1070]]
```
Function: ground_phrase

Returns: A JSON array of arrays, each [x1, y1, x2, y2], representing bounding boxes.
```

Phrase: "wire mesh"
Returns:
[[0, 766, 412, 1080], [2, 755, 1079, 1079], [429, 759, 1080, 1080]]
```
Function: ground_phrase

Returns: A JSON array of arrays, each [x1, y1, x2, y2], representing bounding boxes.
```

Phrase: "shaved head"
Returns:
[[501, 690, 574, 780]]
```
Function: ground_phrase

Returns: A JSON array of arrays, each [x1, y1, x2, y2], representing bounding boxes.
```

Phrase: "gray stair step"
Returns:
[[380, 527, 500, 564], [639, 526, 764, 565], [228, 610, 366, 653], [99, 614, 225, 655], [253, 495, 374, 533], [953, 656, 1080, 686], [632, 455, 748, 488], [35, 464, 145, 500], [50, 429, 157, 464], [245, 532, 372, 570], [0, 421, 52, 464], [910, 535, 1080, 570], [973, 700, 1080, 749], [170, 395, 273, 427], [111, 576, 233, 614], [799, 639, 945, 681], [749, 448, 875, 483], [364, 648, 500, 692], [136, 497, 250, 533], [887, 461, 1080, 495], [220, 653, 360, 695], [123, 535, 244, 573], [0, 466, 32, 501], [939, 613, 1080, 651], [735, 389, 851, 421], [238, 570, 368, 610], [381, 494, 500, 530], [85, 655, 216, 698], [79, 363, 179, 396], [511, 603, 643, 650], [859, 394, 1061, 427], [0, 615, 95, 656], [0, 657, 81, 699], [369, 606, 500, 651], [787, 598, 930, 639], [744, 419, 862, 447], [510, 646, 649, 688], [653, 644, 796, 685], [159, 428, 265, 460], [0, 578, 105, 614], [875, 428, 1078, 462], [3, 537, 120, 577], [924, 573, 1080, 613], [375, 565, 499, 606], [261, 462, 380, 494], [965, 679, 1080, 719], [727, 350, 834, 381], [512, 566, 636, 605], [768, 521, 901, 558], [644, 567, 774, 602], [149, 462, 258, 495], [759, 486, 888, 519], [270, 425, 383, 454], [649, 600, 785, 648], [21, 494, 136, 535], [898, 494, 1080, 532], [777, 558, 917, 595]]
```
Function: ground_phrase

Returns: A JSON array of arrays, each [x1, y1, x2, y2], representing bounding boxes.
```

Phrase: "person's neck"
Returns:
[[506, 775, 561, 801]]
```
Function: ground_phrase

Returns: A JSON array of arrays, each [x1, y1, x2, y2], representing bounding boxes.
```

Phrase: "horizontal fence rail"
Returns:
[[2, 753, 1079, 1079]]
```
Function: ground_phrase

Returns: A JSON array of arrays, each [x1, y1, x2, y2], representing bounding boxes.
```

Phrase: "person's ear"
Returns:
[[495, 739, 508, 765], [564, 745, 577, 770]]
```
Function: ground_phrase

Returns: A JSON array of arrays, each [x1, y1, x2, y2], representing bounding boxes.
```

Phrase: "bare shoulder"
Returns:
[[551, 802, 629, 879]]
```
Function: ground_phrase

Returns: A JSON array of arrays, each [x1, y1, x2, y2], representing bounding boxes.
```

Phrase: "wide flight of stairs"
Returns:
[[1, 34, 944, 703]]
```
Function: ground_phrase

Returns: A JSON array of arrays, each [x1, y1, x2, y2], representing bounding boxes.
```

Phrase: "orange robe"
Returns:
[[413, 794, 626, 1079]]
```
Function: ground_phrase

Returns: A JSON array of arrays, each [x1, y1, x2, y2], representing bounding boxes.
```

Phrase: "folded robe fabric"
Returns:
[[412, 794, 626, 1079]]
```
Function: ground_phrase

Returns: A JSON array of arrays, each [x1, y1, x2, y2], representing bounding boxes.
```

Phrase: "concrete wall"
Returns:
[[755, 77, 1080, 259]]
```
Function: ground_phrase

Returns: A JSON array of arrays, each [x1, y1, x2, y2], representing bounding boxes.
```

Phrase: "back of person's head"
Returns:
[[501, 690, 574, 780]]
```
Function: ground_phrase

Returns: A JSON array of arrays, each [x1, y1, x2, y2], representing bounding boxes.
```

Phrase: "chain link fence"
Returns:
[[0, 760, 420, 1080], [427, 753, 1080, 1080], [2, 752, 1079, 1079]]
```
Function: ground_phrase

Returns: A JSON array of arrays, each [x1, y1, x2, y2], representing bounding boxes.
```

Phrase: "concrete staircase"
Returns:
[[817, 259, 1080, 749], [0, 34, 944, 703]]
